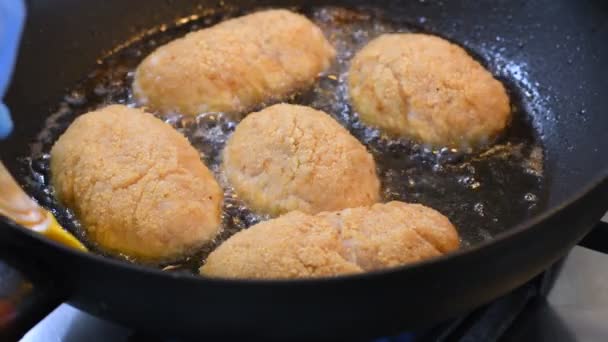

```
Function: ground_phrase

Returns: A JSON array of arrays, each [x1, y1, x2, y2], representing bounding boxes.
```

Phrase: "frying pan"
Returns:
[[1, 0, 608, 340]]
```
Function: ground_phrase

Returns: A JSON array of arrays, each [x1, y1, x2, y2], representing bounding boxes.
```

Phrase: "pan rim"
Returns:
[[2, 167, 608, 286]]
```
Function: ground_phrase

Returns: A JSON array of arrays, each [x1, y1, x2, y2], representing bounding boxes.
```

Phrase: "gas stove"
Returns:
[[21, 217, 608, 342]]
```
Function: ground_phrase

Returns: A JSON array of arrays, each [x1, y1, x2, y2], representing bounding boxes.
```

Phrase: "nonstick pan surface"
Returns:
[[1, 0, 607, 340]]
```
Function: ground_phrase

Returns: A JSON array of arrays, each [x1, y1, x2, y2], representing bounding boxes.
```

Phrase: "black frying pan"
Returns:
[[1, 0, 608, 340]]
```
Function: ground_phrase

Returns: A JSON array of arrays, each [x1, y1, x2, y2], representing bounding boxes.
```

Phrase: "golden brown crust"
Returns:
[[222, 103, 380, 216], [50, 105, 223, 262], [348, 33, 510, 149], [134, 9, 336, 116], [200, 201, 459, 279]]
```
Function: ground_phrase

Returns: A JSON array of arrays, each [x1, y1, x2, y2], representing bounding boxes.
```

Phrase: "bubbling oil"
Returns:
[[21, 7, 548, 273]]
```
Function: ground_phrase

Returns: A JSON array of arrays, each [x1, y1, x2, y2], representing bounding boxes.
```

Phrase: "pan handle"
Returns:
[[0, 249, 65, 341], [578, 221, 608, 254]]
